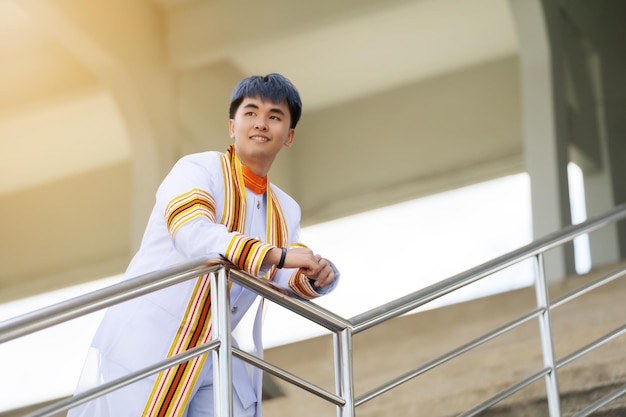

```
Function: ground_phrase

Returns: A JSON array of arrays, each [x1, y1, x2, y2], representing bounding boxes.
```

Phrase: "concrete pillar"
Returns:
[[509, 0, 576, 282], [548, 0, 626, 264], [19, 0, 178, 251], [579, 55, 619, 268]]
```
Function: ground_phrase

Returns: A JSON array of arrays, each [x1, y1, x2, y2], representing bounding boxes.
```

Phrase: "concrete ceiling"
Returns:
[[0, 0, 520, 300], [0, 0, 517, 194], [163, 0, 517, 110]]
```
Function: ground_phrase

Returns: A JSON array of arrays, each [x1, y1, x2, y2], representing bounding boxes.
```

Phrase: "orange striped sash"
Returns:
[[143, 145, 287, 416]]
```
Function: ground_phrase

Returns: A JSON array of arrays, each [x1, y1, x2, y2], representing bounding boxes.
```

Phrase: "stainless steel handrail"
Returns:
[[354, 307, 546, 407], [458, 368, 552, 417], [228, 267, 350, 332], [0, 259, 222, 344], [573, 382, 626, 417], [0, 259, 354, 417], [460, 266, 626, 416], [349, 203, 626, 333], [233, 348, 346, 406], [25, 340, 221, 417], [1, 203, 625, 417], [551, 264, 626, 309]]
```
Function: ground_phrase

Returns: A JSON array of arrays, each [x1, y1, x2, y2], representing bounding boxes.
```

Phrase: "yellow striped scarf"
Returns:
[[143, 145, 287, 416]]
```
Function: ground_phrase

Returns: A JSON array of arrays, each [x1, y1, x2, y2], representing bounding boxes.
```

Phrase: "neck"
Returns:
[[237, 154, 273, 178]]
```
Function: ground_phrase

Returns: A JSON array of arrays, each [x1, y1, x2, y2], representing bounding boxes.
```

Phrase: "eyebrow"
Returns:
[[242, 102, 286, 116]]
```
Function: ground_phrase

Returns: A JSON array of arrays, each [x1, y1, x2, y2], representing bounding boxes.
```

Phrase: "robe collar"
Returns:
[[241, 164, 267, 195]]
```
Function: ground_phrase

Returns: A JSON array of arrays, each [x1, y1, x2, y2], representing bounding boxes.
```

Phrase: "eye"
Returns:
[[269, 115, 280, 120], [245, 111, 255, 116]]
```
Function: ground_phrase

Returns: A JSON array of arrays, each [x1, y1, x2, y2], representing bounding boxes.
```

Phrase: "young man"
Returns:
[[69, 73, 339, 417]]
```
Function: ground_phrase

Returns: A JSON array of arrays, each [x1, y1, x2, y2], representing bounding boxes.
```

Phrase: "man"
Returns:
[[69, 73, 339, 417]]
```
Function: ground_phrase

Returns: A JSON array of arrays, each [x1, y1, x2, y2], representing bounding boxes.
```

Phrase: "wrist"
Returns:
[[277, 247, 287, 269]]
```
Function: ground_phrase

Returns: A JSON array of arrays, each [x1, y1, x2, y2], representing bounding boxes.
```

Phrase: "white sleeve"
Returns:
[[158, 155, 275, 276]]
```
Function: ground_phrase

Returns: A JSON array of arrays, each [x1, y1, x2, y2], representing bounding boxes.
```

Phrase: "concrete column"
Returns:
[[580, 55, 619, 267], [508, 0, 576, 282], [20, 0, 178, 251], [549, 0, 626, 264]]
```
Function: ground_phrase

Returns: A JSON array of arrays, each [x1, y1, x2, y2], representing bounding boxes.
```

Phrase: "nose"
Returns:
[[254, 119, 268, 131]]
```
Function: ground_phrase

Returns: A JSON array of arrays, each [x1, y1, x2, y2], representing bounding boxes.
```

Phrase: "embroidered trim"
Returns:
[[288, 270, 320, 300], [146, 146, 290, 415], [220, 147, 245, 235], [226, 235, 273, 276], [220, 145, 287, 276], [143, 275, 215, 417], [165, 189, 216, 237]]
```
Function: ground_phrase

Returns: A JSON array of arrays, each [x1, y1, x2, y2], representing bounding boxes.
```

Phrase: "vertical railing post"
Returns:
[[534, 253, 562, 416], [334, 328, 355, 417], [211, 268, 233, 417]]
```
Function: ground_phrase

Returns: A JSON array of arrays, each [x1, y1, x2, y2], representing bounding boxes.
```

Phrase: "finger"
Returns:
[[318, 259, 331, 279], [299, 266, 315, 277], [307, 257, 324, 276], [313, 265, 334, 288], [300, 259, 320, 276]]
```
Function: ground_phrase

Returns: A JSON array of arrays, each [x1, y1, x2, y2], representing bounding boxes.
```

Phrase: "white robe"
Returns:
[[68, 150, 339, 417]]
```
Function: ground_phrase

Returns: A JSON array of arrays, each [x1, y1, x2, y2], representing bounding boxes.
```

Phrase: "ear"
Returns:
[[228, 119, 235, 139], [284, 129, 295, 148]]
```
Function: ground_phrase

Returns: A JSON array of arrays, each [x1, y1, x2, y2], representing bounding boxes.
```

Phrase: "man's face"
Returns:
[[229, 96, 295, 171]]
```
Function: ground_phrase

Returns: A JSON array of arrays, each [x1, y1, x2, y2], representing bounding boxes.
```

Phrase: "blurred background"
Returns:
[[1, 0, 625, 413]]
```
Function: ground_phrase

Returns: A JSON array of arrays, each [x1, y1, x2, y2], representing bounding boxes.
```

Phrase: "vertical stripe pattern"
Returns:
[[221, 145, 287, 277], [142, 275, 215, 416], [144, 145, 289, 416]]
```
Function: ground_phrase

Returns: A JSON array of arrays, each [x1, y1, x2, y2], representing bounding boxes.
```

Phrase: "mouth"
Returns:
[[250, 135, 270, 143]]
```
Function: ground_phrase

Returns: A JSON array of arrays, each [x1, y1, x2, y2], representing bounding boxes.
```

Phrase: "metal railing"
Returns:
[[1, 203, 626, 416]]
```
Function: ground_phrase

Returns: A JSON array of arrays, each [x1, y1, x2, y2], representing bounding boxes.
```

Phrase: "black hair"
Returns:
[[228, 73, 302, 128]]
